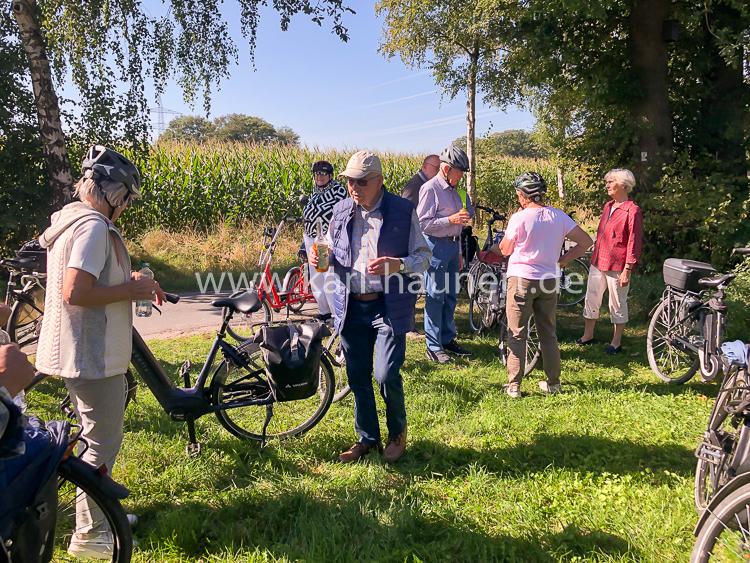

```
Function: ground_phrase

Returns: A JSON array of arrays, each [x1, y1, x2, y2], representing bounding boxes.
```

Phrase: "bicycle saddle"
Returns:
[[212, 290, 263, 314], [699, 273, 736, 288]]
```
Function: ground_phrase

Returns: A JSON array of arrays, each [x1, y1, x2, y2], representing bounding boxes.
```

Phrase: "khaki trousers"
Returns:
[[505, 276, 561, 386], [64, 374, 128, 534], [582, 265, 630, 324]]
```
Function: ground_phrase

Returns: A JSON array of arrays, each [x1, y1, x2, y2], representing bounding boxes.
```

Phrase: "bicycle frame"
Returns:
[[129, 310, 274, 454]]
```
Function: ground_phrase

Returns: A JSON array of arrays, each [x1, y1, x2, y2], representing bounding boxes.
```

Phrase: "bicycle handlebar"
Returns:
[[733, 248, 750, 256], [164, 292, 180, 304]]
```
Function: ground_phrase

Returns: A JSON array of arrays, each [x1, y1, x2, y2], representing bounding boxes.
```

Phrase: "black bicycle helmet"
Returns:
[[513, 172, 547, 202], [81, 145, 141, 206], [311, 160, 334, 175], [439, 145, 470, 172]]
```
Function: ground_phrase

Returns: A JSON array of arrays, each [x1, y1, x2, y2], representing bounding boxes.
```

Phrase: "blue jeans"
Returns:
[[423, 236, 460, 352], [340, 297, 407, 445]]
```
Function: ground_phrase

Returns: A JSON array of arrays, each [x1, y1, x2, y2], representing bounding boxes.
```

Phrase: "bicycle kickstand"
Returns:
[[261, 404, 273, 448], [185, 415, 201, 457]]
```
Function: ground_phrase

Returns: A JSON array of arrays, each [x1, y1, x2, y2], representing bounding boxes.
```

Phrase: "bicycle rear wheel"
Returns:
[[691, 482, 750, 562], [498, 315, 541, 376], [647, 292, 699, 384], [211, 341, 335, 441], [283, 265, 309, 315], [53, 456, 133, 562], [558, 258, 589, 307], [467, 262, 496, 334], [224, 293, 272, 342]]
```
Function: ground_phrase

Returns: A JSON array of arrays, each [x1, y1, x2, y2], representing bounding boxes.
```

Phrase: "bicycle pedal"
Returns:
[[696, 442, 723, 464], [186, 442, 202, 457]]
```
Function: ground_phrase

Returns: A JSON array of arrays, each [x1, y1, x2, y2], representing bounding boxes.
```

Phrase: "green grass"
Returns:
[[28, 308, 713, 562]]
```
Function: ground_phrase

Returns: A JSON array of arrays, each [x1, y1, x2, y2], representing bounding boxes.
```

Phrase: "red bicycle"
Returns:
[[224, 199, 316, 342]]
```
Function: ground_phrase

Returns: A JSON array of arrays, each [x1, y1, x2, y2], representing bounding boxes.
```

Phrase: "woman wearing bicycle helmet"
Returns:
[[36, 145, 164, 558], [299, 160, 348, 321], [496, 172, 592, 398]]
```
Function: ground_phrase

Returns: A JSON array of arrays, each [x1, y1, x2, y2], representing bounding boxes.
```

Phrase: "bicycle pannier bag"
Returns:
[[253, 322, 330, 402]]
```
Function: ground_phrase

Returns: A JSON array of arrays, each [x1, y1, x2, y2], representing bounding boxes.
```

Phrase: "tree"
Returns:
[[275, 126, 301, 146], [377, 0, 507, 202], [10, 0, 354, 210], [456, 129, 547, 159], [0, 9, 47, 250], [160, 116, 215, 142], [212, 114, 277, 143]]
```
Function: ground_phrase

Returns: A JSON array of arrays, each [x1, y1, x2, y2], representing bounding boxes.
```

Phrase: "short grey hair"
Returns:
[[604, 168, 636, 193], [74, 177, 132, 208]]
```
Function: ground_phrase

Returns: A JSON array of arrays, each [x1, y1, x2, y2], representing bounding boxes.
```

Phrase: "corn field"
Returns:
[[119, 141, 588, 237]]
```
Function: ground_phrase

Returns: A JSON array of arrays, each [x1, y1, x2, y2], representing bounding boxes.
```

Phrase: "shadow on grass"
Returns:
[[134, 488, 634, 562], [396, 433, 694, 482]]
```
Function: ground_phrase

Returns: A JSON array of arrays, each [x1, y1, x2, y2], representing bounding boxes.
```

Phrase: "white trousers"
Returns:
[[303, 234, 335, 316], [582, 265, 630, 324]]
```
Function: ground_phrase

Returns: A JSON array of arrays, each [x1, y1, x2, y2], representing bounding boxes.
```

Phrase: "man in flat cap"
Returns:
[[311, 150, 430, 463]]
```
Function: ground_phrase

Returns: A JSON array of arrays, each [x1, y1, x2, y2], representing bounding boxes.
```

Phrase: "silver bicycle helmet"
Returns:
[[439, 145, 470, 172], [513, 172, 547, 202], [81, 145, 142, 207]]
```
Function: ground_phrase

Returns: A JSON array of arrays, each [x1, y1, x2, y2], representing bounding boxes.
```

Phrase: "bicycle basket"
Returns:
[[253, 321, 330, 402]]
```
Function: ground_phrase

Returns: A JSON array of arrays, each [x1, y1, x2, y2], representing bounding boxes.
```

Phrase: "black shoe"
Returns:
[[315, 313, 332, 322], [426, 349, 452, 364], [604, 345, 622, 355], [575, 337, 595, 346], [443, 340, 471, 357]]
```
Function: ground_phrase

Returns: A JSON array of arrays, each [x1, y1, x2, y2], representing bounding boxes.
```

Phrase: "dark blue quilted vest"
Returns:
[[329, 189, 418, 336]]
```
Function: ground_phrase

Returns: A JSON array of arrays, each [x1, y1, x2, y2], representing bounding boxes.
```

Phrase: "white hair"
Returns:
[[74, 177, 131, 208], [604, 168, 636, 193]]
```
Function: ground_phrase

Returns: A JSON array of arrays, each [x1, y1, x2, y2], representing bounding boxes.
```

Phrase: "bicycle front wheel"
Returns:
[[53, 456, 133, 562], [558, 258, 589, 307], [211, 341, 335, 441], [7, 289, 45, 352], [691, 482, 750, 562], [283, 265, 308, 315], [647, 293, 699, 384], [324, 330, 350, 403]]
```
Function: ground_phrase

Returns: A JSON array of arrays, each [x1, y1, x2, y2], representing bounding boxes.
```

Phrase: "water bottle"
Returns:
[[313, 219, 330, 272], [0, 329, 26, 412], [135, 262, 154, 317]]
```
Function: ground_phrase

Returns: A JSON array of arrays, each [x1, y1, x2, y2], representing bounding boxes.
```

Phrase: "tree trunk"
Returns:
[[465, 45, 479, 204], [12, 0, 73, 211], [628, 0, 674, 194], [556, 166, 565, 200]]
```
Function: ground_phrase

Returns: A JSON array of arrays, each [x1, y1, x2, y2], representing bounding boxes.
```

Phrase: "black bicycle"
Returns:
[[646, 250, 750, 384], [30, 290, 336, 455]]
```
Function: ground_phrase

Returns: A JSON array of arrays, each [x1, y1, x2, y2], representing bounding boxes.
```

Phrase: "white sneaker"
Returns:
[[538, 381, 562, 394], [505, 383, 521, 399], [68, 531, 114, 559]]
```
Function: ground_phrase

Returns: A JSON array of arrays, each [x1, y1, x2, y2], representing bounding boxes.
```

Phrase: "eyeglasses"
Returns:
[[346, 177, 370, 187]]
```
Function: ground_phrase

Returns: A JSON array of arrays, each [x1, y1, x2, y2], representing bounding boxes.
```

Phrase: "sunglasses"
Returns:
[[346, 176, 372, 187], [313, 171, 331, 177]]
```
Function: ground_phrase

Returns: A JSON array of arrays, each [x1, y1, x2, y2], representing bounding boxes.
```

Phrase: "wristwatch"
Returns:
[[398, 259, 405, 272]]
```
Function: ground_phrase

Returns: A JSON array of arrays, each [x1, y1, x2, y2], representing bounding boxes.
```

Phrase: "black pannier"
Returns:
[[253, 322, 330, 402], [16, 239, 46, 273], [663, 258, 716, 293]]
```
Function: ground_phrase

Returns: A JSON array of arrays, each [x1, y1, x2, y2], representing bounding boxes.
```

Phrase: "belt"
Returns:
[[350, 292, 383, 302], [429, 235, 460, 242]]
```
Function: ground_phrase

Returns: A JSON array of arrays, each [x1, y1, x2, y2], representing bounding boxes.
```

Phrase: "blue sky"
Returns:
[[141, 2, 535, 153]]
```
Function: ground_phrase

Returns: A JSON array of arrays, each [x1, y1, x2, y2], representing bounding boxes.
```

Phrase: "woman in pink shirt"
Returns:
[[576, 169, 643, 355], [496, 173, 592, 398]]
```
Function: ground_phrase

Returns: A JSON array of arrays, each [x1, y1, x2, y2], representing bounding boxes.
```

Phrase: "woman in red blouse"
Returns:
[[576, 169, 643, 354]]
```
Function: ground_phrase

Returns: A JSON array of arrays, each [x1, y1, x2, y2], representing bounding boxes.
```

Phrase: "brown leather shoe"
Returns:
[[383, 428, 407, 463], [338, 441, 382, 463]]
